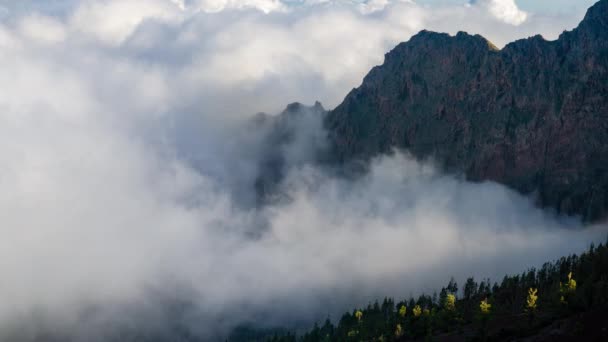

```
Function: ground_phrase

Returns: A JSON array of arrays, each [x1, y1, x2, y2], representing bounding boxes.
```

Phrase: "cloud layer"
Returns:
[[473, 0, 528, 25], [0, 0, 604, 339]]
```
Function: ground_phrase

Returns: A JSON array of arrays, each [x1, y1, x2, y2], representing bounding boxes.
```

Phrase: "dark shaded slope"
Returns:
[[326, 0, 608, 221]]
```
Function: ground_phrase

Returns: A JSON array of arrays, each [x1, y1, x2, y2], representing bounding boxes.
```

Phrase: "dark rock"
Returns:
[[325, 0, 608, 221], [254, 102, 328, 205]]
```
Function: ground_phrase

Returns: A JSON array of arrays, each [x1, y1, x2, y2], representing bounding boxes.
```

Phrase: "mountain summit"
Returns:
[[325, 0, 608, 221]]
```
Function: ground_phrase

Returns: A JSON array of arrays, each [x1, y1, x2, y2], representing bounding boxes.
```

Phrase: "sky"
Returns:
[[0, 0, 593, 113], [0, 0, 606, 340], [0, 0, 598, 12], [419, 0, 595, 13]]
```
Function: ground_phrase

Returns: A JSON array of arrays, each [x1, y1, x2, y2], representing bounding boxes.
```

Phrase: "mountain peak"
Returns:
[[326, 0, 608, 221], [577, 0, 608, 36], [282, 101, 325, 115], [584, 0, 608, 22], [407, 29, 495, 46]]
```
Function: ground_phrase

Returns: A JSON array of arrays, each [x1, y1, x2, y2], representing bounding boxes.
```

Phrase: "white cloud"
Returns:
[[68, 0, 185, 44], [194, 0, 287, 13], [18, 14, 67, 44], [473, 0, 528, 25]]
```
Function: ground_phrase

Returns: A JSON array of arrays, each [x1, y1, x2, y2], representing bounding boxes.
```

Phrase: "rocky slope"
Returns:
[[325, 0, 608, 221], [253, 101, 328, 205]]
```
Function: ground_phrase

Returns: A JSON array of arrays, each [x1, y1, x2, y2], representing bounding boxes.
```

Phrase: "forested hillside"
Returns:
[[239, 238, 608, 341]]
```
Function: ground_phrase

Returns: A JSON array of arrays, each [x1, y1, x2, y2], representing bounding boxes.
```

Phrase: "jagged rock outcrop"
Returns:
[[326, 0, 608, 221], [253, 101, 328, 204]]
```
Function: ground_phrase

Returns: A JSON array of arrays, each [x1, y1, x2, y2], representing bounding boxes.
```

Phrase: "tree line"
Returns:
[[263, 236, 608, 341]]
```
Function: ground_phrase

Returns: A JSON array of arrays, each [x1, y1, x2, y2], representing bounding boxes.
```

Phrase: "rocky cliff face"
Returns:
[[326, 0, 608, 221], [253, 101, 328, 205]]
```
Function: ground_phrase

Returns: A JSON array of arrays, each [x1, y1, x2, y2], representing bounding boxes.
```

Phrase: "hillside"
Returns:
[[253, 239, 608, 342]]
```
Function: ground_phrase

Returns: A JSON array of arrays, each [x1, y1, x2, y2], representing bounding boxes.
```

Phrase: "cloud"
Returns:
[[68, 0, 186, 44], [0, 0, 603, 339], [472, 0, 528, 25], [18, 13, 67, 44]]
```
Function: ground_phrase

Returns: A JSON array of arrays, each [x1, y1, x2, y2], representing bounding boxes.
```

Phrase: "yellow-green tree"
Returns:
[[526, 288, 538, 326], [480, 298, 491, 315], [445, 293, 456, 311], [413, 305, 422, 317], [560, 272, 577, 304], [526, 288, 538, 312], [355, 310, 363, 322], [567, 272, 577, 291], [395, 324, 403, 337], [478, 298, 491, 340], [398, 305, 407, 317]]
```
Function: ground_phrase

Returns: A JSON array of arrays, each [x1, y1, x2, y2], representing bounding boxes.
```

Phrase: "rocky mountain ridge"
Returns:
[[324, 0, 608, 221]]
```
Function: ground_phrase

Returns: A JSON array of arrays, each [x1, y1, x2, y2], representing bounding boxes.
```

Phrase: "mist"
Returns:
[[0, 0, 606, 340]]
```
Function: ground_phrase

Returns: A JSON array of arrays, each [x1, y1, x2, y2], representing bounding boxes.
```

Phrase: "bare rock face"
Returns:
[[253, 101, 328, 205], [326, 0, 608, 221]]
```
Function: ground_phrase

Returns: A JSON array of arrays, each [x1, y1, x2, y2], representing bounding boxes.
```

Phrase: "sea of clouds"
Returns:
[[0, 0, 605, 340]]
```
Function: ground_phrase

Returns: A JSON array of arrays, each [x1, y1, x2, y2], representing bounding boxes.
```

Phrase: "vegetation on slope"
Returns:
[[252, 237, 608, 341]]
